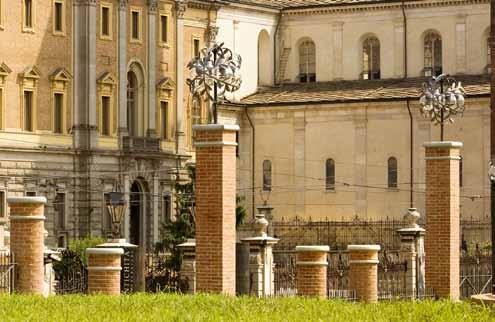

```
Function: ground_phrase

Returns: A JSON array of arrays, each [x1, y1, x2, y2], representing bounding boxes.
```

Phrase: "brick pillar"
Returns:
[[86, 248, 124, 295], [424, 141, 462, 300], [296, 245, 329, 298], [193, 124, 239, 295], [8, 196, 46, 295], [348, 245, 380, 303]]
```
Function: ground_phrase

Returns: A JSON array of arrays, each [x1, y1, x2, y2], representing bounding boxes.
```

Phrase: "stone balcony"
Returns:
[[122, 136, 160, 153]]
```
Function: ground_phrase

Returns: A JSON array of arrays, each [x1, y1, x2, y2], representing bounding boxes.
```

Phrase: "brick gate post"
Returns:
[[193, 124, 239, 295], [296, 245, 329, 298], [8, 196, 46, 295], [424, 141, 462, 300], [348, 245, 380, 303], [86, 248, 124, 295]]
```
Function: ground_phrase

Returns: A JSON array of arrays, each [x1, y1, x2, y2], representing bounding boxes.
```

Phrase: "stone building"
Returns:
[[0, 0, 218, 251], [212, 0, 492, 221]]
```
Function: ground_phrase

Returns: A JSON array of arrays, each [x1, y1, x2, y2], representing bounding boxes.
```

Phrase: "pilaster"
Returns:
[[118, 0, 129, 137], [175, 0, 187, 153], [455, 15, 467, 74], [147, 1, 158, 137], [332, 22, 343, 80]]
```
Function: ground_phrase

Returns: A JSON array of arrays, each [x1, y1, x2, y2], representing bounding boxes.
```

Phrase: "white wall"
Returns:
[[216, 6, 278, 100]]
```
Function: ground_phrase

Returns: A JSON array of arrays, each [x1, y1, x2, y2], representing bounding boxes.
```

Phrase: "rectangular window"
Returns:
[[24, 0, 33, 29], [103, 193, 112, 235], [101, 96, 111, 136], [53, 93, 63, 134], [23, 91, 33, 132], [163, 194, 171, 224], [26, 191, 36, 196], [131, 10, 140, 40], [54, 192, 66, 230], [101, 5, 110, 38], [160, 15, 168, 43], [160, 101, 168, 139], [0, 191, 5, 218], [54, 1, 63, 33], [193, 38, 200, 58]]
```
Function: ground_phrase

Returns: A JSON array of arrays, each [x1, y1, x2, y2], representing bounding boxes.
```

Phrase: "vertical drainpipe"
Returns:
[[402, 0, 413, 207], [245, 108, 255, 219]]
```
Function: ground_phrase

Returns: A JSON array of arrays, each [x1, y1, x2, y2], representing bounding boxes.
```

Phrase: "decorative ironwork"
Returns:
[[0, 251, 14, 294], [145, 252, 184, 293], [419, 74, 465, 141], [460, 245, 492, 298], [54, 263, 88, 294], [187, 42, 242, 124]]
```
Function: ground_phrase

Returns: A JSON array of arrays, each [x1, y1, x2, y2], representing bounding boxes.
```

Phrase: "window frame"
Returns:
[[22, 0, 35, 33], [0, 0, 4, 30], [159, 100, 169, 140], [192, 37, 201, 59], [0, 190, 6, 220], [100, 2, 113, 40], [262, 160, 272, 192], [387, 157, 398, 189], [423, 31, 442, 77], [362, 36, 381, 80], [325, 158, 336, 191], [52, 0, 65, 36], [22, 90, 35, 132], [130, 7, 142, 43], [100, 95, 112, 137], [299, 39, 316, 83], [162, 193, 172, 224], [52, 91, 65, 134], [159, 13, 169, 46], [54, 192, 67, 230]]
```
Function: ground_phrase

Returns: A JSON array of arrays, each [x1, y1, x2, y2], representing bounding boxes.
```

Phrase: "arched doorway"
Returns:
[[130, 181, 141, 245]]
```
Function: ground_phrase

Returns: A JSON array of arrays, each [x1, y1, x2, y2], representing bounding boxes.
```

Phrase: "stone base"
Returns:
[[470, 294, 495, 305]]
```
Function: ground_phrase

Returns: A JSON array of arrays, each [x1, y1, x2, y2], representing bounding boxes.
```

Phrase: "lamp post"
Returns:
[[419, 74, 465, 141], [106, 190, 127, 240], [187, 42, 242, 124]]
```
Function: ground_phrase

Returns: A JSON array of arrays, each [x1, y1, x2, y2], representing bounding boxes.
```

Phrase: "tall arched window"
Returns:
[[127, 71, 138, 136], [326, 159, 335, 191], [388, 157, 398, 189], [362, 36, 380, 80], [299, 40, 316, 83], [258, 30, 271, 86], [424, 31, 442, 77], [263, 160, 272, 191]]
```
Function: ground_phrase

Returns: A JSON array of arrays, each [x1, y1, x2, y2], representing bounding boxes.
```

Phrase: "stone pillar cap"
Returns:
[[423, 141, 463, 148], [296, 245, 330, 252], [347, 245, 381, 251], [7, 196, 47, 204], [192, 124, 240, 132], [86, 248, 124, 255]]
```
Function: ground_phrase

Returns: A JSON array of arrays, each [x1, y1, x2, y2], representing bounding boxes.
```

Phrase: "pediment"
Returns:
[[157, 77, 175, 91], [20, 65, 41, 79], [97, 72, 117, 85], [50, 67, 72, 82], [0, 62, 12, 76]]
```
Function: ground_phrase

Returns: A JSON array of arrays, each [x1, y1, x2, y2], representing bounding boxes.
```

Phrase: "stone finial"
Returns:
[[253, 213, 268, 237], [404, 208, 421, 229]]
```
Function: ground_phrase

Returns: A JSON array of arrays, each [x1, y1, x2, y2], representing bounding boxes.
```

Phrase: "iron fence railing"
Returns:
[[0, 251, 14, 294]]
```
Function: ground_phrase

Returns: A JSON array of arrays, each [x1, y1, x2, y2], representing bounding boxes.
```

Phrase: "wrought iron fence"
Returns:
[[0, 251, 14, 294], [145, 253, 184, 293], [460, 251, 492, 299], [55, 263, 88, 295]]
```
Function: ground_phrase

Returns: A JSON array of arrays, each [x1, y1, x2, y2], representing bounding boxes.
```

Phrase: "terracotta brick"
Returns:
[[194, 125, 238, 295], [424, 142, 461, 301], [296, 246, 329, 298], [348, 245, 380, 303], [86, 248, 123, 296]]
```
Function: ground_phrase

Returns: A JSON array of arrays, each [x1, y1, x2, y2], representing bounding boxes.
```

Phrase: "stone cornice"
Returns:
[[282, 0, 489, 16]]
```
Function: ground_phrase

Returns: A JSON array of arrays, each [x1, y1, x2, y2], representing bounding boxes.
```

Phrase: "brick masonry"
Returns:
[[424, 141, 462, 300], [348, 245, 380, 303], [8, 197, 47, 295], [194, 125, 239, 295], [296, 245, 329, 298], [86, 248, 124, 295]]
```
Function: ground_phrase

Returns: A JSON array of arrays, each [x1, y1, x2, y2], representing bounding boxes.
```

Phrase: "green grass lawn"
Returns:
[[0, 294, 493, 322]]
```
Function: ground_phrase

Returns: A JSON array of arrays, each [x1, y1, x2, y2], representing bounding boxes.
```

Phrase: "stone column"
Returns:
[[175, 1, 187, 153], [241, 213, 279, 297], [118, 0, 128, 136], [296, 245, 329, 298], [8, 197, 46, 295], [424, 141, 462, 300], [194, 124, 239, 295], [178, 239, 196, 294], [86, 248, 124, 295], [147, 0, 157, 137], [397, 208, 425, 299], [348, 245, 380, 303]]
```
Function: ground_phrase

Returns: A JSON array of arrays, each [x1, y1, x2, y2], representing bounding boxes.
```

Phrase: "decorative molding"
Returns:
[[157, 77, 175, 99], [148, 0, 158, 14], [205, 25, 219, 45], [9, 215, 46, 221], [7, 196, 47, 204], [175, 0, 188, 18], [118, 0, 128, 10], [0, 63, 12, 85], [19, 65, 41, 81]]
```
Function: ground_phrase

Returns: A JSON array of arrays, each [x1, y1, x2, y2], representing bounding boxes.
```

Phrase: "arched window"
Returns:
[[258, 30, 271, 86], [388, 157, 398, 189], [362, 36, 380, 80], [192, 95, 201, 125], [326, 159, 335, 191], [424, 31, 442, 77], [299, 40, 316, 83], [263, 160, 272, 191], [127, 71, 138, 136]]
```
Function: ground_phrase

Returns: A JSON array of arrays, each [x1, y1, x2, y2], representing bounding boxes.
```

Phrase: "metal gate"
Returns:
[[460, 251, 492, 298], [0, 251, 15, 294]]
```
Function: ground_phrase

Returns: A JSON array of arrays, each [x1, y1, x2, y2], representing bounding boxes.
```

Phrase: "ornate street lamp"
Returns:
[[419, 74, 465, 141], [106, 190, 127, 239], [187, 42, 242, 124]]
